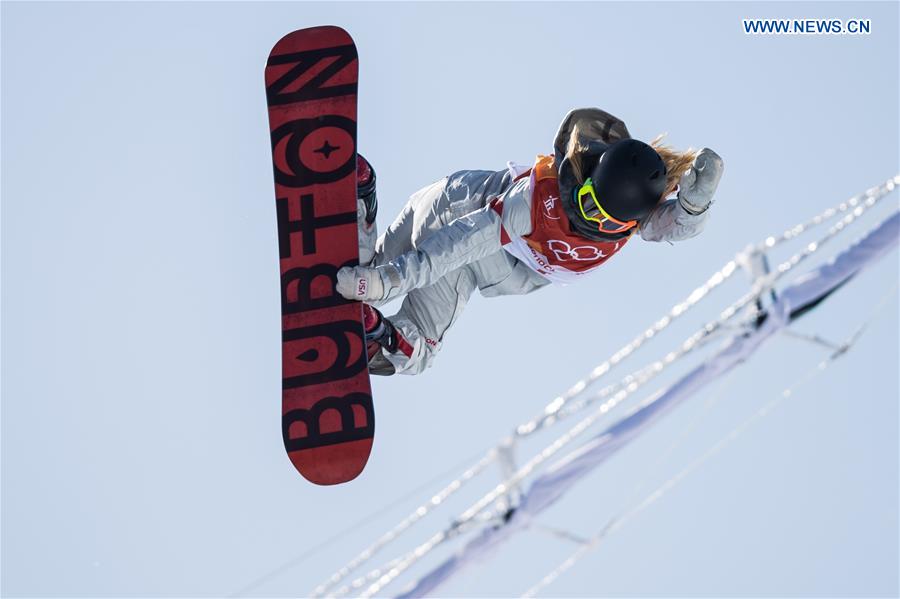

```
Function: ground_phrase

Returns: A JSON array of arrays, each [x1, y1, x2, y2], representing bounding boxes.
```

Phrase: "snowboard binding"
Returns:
[[357, 154, 377, 224], [356, 154, 379, 267], [363, 304, 398, 376]]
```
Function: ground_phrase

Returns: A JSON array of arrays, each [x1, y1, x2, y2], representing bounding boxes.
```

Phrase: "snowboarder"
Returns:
[[338, 108, 724, 376]]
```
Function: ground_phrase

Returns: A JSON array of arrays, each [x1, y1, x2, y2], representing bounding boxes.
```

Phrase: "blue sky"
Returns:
[[2, 2, 897, 597]]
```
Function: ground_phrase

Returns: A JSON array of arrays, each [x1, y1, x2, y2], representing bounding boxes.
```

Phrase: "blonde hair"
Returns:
[[563, 121, 605, 183], [649, 134, 699, 198], [565, 125, 698, 200]]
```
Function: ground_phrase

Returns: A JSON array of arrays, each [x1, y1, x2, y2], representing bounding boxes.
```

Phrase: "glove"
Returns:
[[678, 148, 724, 215], [336, 265, 386, 301]]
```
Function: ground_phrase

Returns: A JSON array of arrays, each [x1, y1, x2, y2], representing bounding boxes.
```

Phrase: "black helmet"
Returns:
[[588, 138, 667, 222], [560, 138, 667, 240]]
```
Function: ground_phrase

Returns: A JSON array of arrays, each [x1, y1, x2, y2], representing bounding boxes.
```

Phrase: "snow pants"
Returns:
[[359, 178, 479, 375]]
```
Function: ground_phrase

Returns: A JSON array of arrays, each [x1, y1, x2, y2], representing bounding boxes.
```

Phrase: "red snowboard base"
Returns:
[[265, 26, 374, 485]]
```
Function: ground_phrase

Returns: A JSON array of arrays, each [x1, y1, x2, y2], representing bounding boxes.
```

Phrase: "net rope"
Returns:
[[311, 175, 898, 598], [522, 280, 898, 597]]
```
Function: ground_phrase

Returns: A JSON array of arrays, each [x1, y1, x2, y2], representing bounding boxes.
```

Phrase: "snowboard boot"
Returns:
[[362, 303, 398, 376], [357, 154, 378, 266]]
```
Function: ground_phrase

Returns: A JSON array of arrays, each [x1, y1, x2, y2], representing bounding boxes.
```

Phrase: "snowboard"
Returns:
[[265, 26, 374, 485]]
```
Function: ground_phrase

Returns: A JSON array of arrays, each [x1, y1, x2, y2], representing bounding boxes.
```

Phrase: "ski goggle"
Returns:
[[575, 178, 638, 234]]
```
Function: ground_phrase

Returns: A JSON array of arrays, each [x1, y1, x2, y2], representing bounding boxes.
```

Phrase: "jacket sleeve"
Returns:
[[638, 196, 710, 243], [378, 176, 533, 300]]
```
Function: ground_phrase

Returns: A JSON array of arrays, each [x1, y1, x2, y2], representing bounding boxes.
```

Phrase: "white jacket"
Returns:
[[373, 163, 709, 303]]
